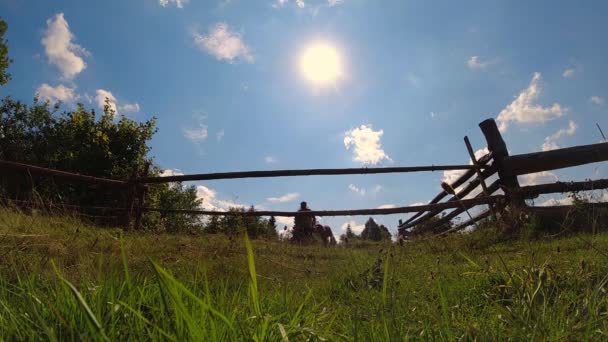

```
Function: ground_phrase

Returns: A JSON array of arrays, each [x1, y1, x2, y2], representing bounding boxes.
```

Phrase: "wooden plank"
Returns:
[[407, 180, 501, 234], [464, 136, 496, 221], [138, 164, 486, 184], [449, 209, 493, 233], [0, 159, 129, 187], [140, 195, 505, 217], [401, 152, 493, 225], [400, 166, 497, 229], [504, 142, 608, 176], [479, 119, 523, 206], [517, 178, 608, 198]]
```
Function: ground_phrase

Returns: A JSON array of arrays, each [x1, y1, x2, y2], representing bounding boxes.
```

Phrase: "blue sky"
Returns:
[[1, 0, 607, 235]]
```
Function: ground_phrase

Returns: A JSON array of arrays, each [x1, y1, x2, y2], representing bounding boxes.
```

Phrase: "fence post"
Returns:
[[124, 164, 139, 230], [478, 119, 524, 206], [134, 162, 150, 231]]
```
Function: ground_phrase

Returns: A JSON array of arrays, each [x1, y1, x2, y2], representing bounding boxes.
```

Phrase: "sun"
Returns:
[[299, 42, 343, 86]]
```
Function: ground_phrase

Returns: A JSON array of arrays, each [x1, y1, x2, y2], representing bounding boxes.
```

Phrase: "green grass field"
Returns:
[[1, 208, 608, 340]]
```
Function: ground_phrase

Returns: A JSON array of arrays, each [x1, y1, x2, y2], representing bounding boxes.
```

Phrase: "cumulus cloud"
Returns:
[[372, 185, 383, 193], [195, 185, 245, 212], [467, 56, 493, 70], [296, 0, 305, 8], [95, 89, 118, 114], [538, 196, 572, 207], [95, 89, 140, 116], [518, 171, 558, 186], [267, 192, 300, 203], [159, 0, 188, 8], [348, 184, 366, 196], [193, 23, 253, 63], [36, 83, 76, 103], [378, 204, 396, 209], [328, 0, 343, 6], [41, 13, 89, 80], [496, 73, 566, 132], [590, 96, 605, 106], [541, 120, 577, 151], [341, 220, 364, 233], [562, 68, 575, 78], [344, 125, 391, 165]]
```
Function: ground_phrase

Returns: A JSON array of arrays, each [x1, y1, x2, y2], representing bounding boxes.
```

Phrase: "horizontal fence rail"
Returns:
[[140, 196, 505, 217], [138, 164, 486, 183], [0, 159, 129, 187]]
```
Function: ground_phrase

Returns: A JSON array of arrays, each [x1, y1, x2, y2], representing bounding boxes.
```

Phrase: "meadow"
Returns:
[[1, 208, 608, 341]]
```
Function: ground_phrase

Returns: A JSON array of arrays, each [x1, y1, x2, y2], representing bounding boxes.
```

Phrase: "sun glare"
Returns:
[[299, 42, 343, 86]]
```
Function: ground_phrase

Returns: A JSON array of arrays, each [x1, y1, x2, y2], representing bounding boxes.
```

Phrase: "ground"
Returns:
[[1, 208, 608, 340]]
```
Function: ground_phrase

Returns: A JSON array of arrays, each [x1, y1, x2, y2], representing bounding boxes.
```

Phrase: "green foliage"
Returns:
[[360, 217, 392, 241], [0, 97, 201, 231], [0, 18, 11, 85], [201, 206, 277, 239]]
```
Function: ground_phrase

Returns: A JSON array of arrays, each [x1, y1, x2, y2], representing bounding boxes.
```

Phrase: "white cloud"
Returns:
[[467, 56, 493, 70], [372, 185, 383, 193], [36, 83, 76, 103], [159, 0, 189, 8], [538, 196, 572, 207], [216, 129, 225, 141], [95, 89, 118, 114], [348, 184, 366, 196], [562, 68, 575, 78], [272, 0, 288, 8], [183, 113, 209, 142], [159, 169, 184, 177], [378, 204, 396, 209], [541, 120, 577, 151], [41, 13, 89, 79], [119, 103, 140, 113], [94, 89, 140, 116], [183, 126, 208, 141], [590, 96, 605, 106], [296, 0, 305, 8], [193, 23, 253, 63], [267, 192, 300, 203], [518, 171, 558, 186], [195, 185, 245, 212], [496, 73, 566, 132], [341, 220, 364, 233], [344, 125, 391, 165], [264, 156, 278, 164], [328, 0, 343, 6]]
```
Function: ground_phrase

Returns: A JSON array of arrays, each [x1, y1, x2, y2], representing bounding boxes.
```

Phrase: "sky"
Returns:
[[1, 0, 607, 236]]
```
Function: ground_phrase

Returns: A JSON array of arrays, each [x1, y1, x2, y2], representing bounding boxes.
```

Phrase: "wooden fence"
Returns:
[[1, 118, 608, 235]]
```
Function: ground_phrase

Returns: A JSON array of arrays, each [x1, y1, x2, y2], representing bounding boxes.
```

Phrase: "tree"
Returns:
[[0, 97, 202, 231], [0, 19, 11, 85], [360, 218, 391, 241]]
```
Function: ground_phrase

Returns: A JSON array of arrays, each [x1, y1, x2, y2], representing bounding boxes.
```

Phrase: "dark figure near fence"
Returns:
[[292, 201, 316, 242], [314, 224, 337, 246], [292, 201, 336, 245]]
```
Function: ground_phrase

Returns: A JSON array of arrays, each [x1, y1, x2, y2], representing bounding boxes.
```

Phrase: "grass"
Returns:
[[1, 208, 608, 340]]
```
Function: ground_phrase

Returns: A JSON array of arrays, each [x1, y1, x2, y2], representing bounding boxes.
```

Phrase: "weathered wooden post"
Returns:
[[464, 136, 497, 221], [124, 164, 139, 230], [133, 162, 150, 231], [478, 119, 524, 206]]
